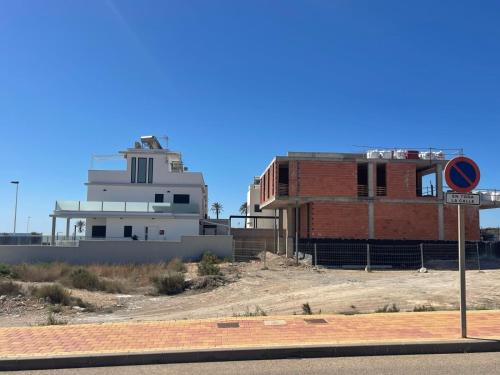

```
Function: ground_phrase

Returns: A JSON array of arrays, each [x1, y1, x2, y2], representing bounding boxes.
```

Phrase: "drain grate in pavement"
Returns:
[[217, 322, 240, 328], [304, 318, 328, 324]]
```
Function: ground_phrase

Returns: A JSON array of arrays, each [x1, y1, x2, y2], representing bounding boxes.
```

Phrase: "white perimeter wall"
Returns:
[[0, 236, 233, 264]]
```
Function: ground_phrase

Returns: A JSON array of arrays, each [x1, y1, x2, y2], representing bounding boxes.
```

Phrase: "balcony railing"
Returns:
[[357, 185, 368, 197], [278, 183, 289, 197], [55, 201, 199, 214]]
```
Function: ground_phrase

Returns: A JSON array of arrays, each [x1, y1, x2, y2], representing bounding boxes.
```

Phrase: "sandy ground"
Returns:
[[1, 254, 500, 327]]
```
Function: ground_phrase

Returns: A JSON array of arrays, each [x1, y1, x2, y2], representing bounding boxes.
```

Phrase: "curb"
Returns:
[[1, 339, 500, 371]]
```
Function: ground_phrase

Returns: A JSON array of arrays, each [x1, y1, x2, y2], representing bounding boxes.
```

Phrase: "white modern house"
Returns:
[[246, 176, 275, 229], [51, 136, 208, 242]]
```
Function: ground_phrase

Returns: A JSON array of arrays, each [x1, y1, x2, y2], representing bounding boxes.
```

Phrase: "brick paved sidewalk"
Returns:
[[0, 311, 499, 359]]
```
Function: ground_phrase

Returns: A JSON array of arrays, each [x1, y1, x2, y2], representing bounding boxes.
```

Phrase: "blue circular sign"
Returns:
[[445, 157, 480, 193]]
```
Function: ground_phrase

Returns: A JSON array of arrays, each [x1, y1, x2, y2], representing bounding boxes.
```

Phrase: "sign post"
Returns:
[[444, 156, 480, 339]]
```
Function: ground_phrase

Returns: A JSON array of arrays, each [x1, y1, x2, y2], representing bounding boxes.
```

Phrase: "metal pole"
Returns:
[[26, 216, 31, 233], [476, 242, 481, 272], [295, 205, 299, 266], [365, 243, 371, 272], [420, 243, 425, 270], [11, 181, 19, 233], [314, 243, 318, 267], [458, 205, 467, 338]]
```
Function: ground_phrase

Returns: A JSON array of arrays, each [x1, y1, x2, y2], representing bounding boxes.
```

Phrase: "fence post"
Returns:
[[314, 243, 318, 267], [419, 243, 426, 272], [476, 242, 481, 272], [365, 243, 371, 272]]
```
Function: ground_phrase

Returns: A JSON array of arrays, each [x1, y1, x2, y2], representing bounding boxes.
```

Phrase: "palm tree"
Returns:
[[211, 202, 223, 219], [239, 202, 248, 228], [75, 220, 86, 233]]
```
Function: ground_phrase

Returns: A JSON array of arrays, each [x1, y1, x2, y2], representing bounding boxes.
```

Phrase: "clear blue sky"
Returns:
[[1, 0, 499, 234]]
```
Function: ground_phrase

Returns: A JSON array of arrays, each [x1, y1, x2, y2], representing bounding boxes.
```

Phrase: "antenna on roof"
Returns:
[[159, 135, 169, 149]]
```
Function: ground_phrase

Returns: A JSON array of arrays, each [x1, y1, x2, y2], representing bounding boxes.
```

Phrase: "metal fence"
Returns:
[[233, 239, 267, 265], [298, 241, 500, 270]]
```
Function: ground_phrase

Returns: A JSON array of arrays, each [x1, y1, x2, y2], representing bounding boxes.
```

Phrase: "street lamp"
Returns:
[[10, 181, 19, 234], [26, 216, 31, 233]]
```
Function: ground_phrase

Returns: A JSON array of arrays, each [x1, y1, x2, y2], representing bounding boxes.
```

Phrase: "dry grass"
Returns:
[[12, 263, 73, 282]]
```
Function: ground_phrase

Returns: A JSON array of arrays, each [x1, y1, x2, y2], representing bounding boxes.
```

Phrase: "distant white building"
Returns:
[[246, 176, 275, 229], [51, 136, 208, 242]]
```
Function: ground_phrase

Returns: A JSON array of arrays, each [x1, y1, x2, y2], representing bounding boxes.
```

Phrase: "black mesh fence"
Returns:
[[298, 240, 500, 270]]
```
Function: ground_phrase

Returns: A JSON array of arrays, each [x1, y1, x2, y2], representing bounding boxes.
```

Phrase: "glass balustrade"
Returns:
[[55, 201, 199, 214]]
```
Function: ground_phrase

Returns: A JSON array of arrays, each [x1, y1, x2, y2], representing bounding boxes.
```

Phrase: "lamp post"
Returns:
[[10, 181, 19, 234], [26, 216, 31, 233]]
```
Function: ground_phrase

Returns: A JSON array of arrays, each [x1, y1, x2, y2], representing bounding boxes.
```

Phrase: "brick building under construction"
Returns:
[[257, 150, 480, 255]]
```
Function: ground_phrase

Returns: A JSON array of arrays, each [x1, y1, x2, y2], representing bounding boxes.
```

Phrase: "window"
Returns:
[[376, 164, 387, 196], [254, 204, 262, 213], [130, 157, 136, 183], [155, 194, 164, 203], [148, 158, 154, 183], [124, 226, 132, 238], [173, 194, 190, 204], [357, 163, 368, 197], [137, 158, 147, 183], [91, 225, 106, 238]]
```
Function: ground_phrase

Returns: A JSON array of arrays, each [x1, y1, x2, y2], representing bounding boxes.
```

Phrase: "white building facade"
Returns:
[[246, 177, 275, 229], [51, 136, 208, 242]]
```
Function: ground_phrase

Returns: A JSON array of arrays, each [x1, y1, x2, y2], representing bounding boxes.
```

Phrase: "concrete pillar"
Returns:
[[285, 206, 295, 258], [65, 218, 70, 238], [368, 202, 375, 239], [368, 162, 375, 198], [51, 216, 56, 246], [436, 164, 444, 199], [438, 203, 444, 240], [277, 208, 284, 254]]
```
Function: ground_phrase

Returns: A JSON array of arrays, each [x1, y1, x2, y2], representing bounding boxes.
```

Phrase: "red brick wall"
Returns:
[[260, 161, 277, 204], [444, 205, 480, 241], [296, 161, 357, 197], [386, 163, 416, 198], [374, 203, 438, 240], [305, 202, 369, 239]]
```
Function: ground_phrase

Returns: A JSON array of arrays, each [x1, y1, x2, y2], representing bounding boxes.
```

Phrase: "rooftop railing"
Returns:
[[55, 201, 199, 214]]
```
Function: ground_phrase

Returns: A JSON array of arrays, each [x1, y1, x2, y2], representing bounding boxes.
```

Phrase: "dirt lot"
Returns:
[[1, 254, 500, 327]]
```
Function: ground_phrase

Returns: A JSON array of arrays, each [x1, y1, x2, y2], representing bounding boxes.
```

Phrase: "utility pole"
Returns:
[[10, 181, 19, 233], [26, 216, 31, 233]]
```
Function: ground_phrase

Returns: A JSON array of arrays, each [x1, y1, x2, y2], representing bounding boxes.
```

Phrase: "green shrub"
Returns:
[[198, 252, 221, 276], [152, 272, 186, 295], [302, 302, 313, 315], [32, 284, 72, 305], [413, 304, 436, 312], [233, 305, 267, 317], [0, 280, 23, 296], [375, 303, 400, 313], [0, 263, 13, 278], [167, 258, 187, 273], [69, 268, 101, 291]]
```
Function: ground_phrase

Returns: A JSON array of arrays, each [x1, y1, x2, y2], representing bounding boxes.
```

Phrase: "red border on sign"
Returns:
[[444, 156, 480, 193]]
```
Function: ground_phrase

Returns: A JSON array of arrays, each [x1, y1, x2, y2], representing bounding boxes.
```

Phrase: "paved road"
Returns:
[[5, 353, 500, 375]]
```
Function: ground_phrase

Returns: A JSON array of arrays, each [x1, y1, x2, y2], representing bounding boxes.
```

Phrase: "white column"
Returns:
[[286, 206, 295, 258], [436, 164, 444, 199]]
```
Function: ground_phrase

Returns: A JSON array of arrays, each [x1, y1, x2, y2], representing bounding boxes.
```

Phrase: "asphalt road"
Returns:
[[5, 353, 500, 375]]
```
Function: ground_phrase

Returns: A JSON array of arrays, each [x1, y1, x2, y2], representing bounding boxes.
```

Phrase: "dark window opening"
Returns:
[[376, 164, 387, 196], [357, 163, 368, 197], [124, 226, 132, 238], [278, 163, 289, 196], [130, 157, 136, 183], [155, 193, 164, 202], [91, 225, 106, 238], [173, 194, 190, 204], [254, 204, 262, 213], [137, 158, 147, 183], [148, 158, 154, 183]]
